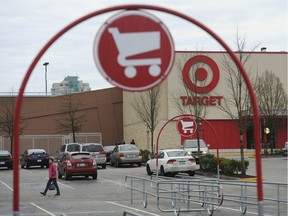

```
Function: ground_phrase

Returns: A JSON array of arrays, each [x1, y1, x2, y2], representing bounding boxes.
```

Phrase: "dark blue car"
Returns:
[[0, 150, 13, 169], [20, 149, 49, 169]]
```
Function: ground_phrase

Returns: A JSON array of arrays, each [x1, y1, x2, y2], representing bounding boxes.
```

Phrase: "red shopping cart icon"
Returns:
[[177, 117, 197, 137], [94, 10, 174, 91]]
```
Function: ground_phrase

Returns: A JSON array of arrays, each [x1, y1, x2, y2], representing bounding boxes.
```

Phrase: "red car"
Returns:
[[58, 152, 97, 180]]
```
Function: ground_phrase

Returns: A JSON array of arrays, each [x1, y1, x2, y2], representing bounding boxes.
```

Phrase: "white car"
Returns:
[[146, 149, 200, 177]]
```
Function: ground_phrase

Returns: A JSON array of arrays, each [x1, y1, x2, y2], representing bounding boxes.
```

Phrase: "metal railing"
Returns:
[[174, 175, 288, 216], [125, 175, 223, 216], [125, 175, 287, 216]]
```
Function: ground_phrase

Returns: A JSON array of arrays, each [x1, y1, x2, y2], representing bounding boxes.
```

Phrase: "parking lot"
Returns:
[[0, 157, 287, 216]]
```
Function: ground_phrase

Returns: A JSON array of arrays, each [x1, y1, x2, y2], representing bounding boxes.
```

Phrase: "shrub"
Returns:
[[200, 154, 217, 171], [201, 154, 249, 175], [273, 148, 284, 155]]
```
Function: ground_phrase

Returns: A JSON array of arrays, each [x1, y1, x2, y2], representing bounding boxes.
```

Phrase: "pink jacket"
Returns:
[[49, 162, 57, 179]]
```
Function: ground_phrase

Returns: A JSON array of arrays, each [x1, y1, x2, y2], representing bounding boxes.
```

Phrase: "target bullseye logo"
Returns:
[[182, 55, 220, 94]]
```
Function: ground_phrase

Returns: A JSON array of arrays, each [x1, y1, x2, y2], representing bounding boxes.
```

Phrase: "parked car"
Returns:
[[110, 144, 142, 167], [182, 139, 210, 163], [57, 143, 81, 161], [103, 145, 116, 163], [20, 149, 49, 169], [81, 143, 107, 169], [58, 152, 97, 180], [146, 149, 200, 177], [0, 150, 13, 169]]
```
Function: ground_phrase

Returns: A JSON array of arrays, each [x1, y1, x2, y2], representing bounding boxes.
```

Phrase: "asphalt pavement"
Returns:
[[0, 156, 287, 216]]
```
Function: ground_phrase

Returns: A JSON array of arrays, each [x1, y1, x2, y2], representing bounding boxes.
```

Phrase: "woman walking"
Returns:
[[40, 157, 60, 196]]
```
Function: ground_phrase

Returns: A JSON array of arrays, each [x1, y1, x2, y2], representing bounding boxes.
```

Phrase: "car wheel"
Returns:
[[64, 170, 70, 180], [146, 165, 153, 176], [41, 165, 44, 168], [21, 163, 24, 169], [102, 164, 106, 169], [160, 166, 165, 176], [189, 171, 195, 176], [137, 163, 141, 167], [92, 173, 97, 180]]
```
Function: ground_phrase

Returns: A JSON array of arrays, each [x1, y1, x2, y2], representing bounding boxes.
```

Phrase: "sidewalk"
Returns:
[[209, 149, 255, 157]]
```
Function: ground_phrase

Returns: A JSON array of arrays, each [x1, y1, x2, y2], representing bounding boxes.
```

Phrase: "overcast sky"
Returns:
[[0, 0, 287, 94]]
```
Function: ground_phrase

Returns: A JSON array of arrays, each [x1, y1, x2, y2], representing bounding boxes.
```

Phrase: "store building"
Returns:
[[0, 51, 286, 155], [123, 51, 287, 152]]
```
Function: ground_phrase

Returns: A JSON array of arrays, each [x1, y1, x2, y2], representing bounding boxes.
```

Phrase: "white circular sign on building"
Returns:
[[177, 116, 198, 137]]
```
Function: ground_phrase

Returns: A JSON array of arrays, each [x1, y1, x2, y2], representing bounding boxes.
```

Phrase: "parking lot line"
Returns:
[[99, 177, 125, 186], [0, 180, 13, 191], [22, 169, 33, 174], [219, 206, 272, 216], [106, 201, 161, 216], [30, 202, 56, 216]]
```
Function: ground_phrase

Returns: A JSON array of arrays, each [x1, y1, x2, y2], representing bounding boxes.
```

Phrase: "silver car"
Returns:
[[81, 143, 107, 169], [110, 144, 142, 167]]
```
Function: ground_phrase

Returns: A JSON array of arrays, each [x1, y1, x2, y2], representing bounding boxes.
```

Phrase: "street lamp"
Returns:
[[43, 62, 49, 95]]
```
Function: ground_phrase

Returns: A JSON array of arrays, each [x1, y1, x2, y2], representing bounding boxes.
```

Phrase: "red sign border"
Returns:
[[93, 10, 175, 92], [176, 116, 197, 137]]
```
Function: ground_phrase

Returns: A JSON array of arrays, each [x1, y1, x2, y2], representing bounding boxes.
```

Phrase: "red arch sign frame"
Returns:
[[12, 4, 263, 215]]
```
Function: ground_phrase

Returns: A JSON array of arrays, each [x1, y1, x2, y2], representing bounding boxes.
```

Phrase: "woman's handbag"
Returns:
[[48, 183, 56, 190]]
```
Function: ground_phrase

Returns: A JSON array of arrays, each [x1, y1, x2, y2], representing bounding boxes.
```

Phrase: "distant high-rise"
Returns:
[[51, 76, 91, 95]]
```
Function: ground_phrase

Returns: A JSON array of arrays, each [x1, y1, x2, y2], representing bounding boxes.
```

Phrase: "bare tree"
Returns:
[[0, 97, 27, 154], [254, 70, 288, 152], [55, 94, 86, 143], [171, 52, 208, 162], [131, 86, 161, 154], [218, 32, 258, 175]]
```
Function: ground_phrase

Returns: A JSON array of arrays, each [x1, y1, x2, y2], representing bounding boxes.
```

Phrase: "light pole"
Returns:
[[43, 62, 49, 95]]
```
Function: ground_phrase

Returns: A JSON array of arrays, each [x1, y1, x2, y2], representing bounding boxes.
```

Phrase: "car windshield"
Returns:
[[28, 149, 46, 155], [104, 146, 115, 151], [0, 151, 10, 156], [184, 140, 206, 148], [82, 144, 103, 152], [71, 153, 91, 159], [67, 144, 80, 152], [119, 145, 138, 151], [167, 151, 189, 157]]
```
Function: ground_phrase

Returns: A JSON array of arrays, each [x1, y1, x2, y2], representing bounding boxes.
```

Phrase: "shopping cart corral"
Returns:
[[125, 175, 287, 216], [125, 175, 223, 216]]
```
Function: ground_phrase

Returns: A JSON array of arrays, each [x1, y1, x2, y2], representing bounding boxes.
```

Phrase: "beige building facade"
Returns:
[[0, 51, 286, 155], [123, 51, 287, 152]]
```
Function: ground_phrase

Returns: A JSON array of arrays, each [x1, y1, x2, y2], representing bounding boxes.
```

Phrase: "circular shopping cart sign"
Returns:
[[177, 116, 197, 137], [93, 10, 175, 91]]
